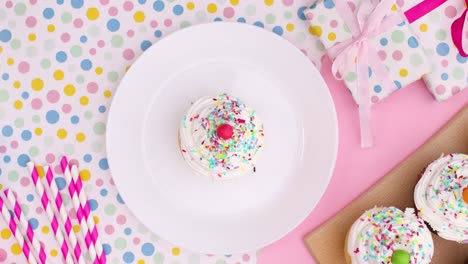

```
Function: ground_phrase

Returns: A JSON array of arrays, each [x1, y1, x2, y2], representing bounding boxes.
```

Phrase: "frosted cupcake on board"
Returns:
[[179, 94, 265, 180], [345, 207, 433, 264], [414, 153, 468, 243]]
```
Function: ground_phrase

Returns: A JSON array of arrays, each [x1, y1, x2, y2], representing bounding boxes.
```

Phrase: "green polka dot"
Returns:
[[27, 47, 37, 58], [343, 23, 350, 33], [317, 15, 326, 24], [61, 12, 72, 24], [188, 254, 200, 264], [84, 184, 92, 193], [14, 3, 26, 16], [0, 89, 9, 102], [76, 75, 85, 84], [114, 237, 127, 250], [107, 71, 119, 82], [216, 0, 227, 4], [88, 25, 101, 38], [20, 204, 28, 215], [7, 20, 16, 29], [111, 35, 124, 48], [391, 30, 405, 43], [345, 72, 357, 82], [429, 11, 440, 23], [215, 260, 227, 264], [196, 10, 206, 21], [180, 21, 190, 28], [283, 10, 292, 19], [315, 40, 325, 51], [295, 32, 306, 42], [93, 122, 106, 135], [44, 39, 55, 51], [167, 0, 175, 2], [32, 115, 40, 123], [41, 58, 51, 69], [14, 118, 24, 128], [435, 29, 446, 41], [44, 136, 54, 147], [10, 39, 21, 50], [62, 195, 70, 206], [0, 109, 5, 120], [0, 9, 6, 21], [410, 54, 423, 66], [245, 5, 256, 16], [28, 146, 39, 157], [84, 110, 93, 120], [452, 67, 464, 80], [67, 64, 75, 72], [139, 25, 147, 33], [64, 144, 74, 155], [8, 171, 19, 182], [265, 13, 276, 24], [153, 253, 165, 264], [70, 45, 82, 57], [150, 234, 159, 242], [104, 204, 116, 215], [137, 223, 148, 234], [91, 141, 104, 152], [104, 52, 113, 60]]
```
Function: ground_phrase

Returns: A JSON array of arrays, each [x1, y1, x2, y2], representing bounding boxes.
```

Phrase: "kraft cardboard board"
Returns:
[[304, 105, 468, 264]]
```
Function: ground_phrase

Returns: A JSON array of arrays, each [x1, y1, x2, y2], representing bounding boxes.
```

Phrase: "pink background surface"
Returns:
[[257, 58, 468, 264]]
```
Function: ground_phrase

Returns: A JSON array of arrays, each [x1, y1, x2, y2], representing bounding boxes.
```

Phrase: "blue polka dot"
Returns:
[[55, 177, 66, 191], [88, 199, 98, 211], [3, 156, 11, 163], [43, 8, 54, 19], [98, 105, 106, 113], [99, 159, 109, 170], [17, 154, 30, 167], [123, 252, 135, 263], [173, 5, 184, 15], [441, 73, 449, 80], [56, 0, 64, 4], [0, 29, 12, 42], [46, 110, 59, 124], [26, 194, 34, 202], [407, 36, 419, 48], [272, 26, 284, 36], [0, 168, 2, 176], [21, 130, 32, 141], [214, 17, 223, 22], [71, 0, 83, 9], [297, 6, 307, 20], [141, 243, 155, 256], [80, 35, 87, 43], [21, 92, 29, 99], [456, 53, 467, 63], [124, 228, 132, 235], [107, 19, 120, 32], [368, 67, 372, 77], [55, 51, 67, 63], [2, 73, 9, 80], [380, 38, 388, 46], [28, 218, 39, 230], [100, 189, 108, 196], [80, 59, 92, 71], [83, 154, 92, 162], [2, 125, 13, 137], [254, 21, 264, 28], [154, 30, 162, 38], [103, 244, 112, 255], [71, 115, 79, 124], [436, 42, 450, 56], [237, 17, 246, 23], [394, 80, 402, 89], [323, 0, 335, 9], [153, 1, 165, 11], [374, 85, 382, 93], [117, 194, 125, 204], [138, 0, 147, 4], [140, 40, 152, 51]]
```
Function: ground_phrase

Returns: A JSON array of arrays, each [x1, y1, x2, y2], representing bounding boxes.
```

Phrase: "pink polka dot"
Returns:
[[29, 0, 37, 4], [35, 207, 43, 214], [282, 0, 293, 6], [127, 30, 134, 37], [330, 20, 338, 28], [396, 0, 404, 7], [444, 6, 457, 18], [10, 141, 18, 149], [116, 215, 126, 225], [223, 7, 235, 18], [31, 98, 43, 110], [87, 82, 98, 93], [69, 159, 79, 167], [46, 153, 55, 163], [62, 104, 72, 113], [97, 40, 105, 48], [0, 146, 6, 153], [96, 179, 104, 187], [109, 178, 115, 186], [347, 1, 356, 12], [150, 20, 158, 28], [105, 225, 114, 235], [378, 50, 387, 60], [306, 13, 313, 20], [18, 61, 30, 73], [435, 85, 446, 95], [133, 238, 140, 245], [242, 254, 250, 261], [100, 0, 109, 4], [452, 86, 460, 95], [20, 177, 30, 187], [61, 33, 71, 43], [25, 16, 37, 28], [371, 96, 379, 103], [109, 7, 118, 16], [123, 1, 133, 11], [47, 90, 60, 103], [123, 49, 135, 60], [392, 50, 403, 61], [67, 209, 77, 219], [441, 59, 448, 67], [54, 165, 62, 174], [5, 1, 12, 8], [164, 19, 172, 27], [74, 18, 83, 28], [89, 48, 96, 55]]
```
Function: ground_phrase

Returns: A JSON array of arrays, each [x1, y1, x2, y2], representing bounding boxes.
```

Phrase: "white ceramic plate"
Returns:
[[107, 22, 338, 254]]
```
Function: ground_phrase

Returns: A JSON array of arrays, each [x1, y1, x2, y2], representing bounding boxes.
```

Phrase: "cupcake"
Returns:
[[179, 94, 265, 180], [414, 153, 468, 243], [345, 207, 433, 264]]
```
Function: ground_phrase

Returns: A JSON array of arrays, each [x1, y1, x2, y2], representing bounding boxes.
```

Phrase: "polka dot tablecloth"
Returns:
[[0, 0, 325, 263]]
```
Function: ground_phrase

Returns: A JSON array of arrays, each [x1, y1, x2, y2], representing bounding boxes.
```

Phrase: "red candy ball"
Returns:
[[216, 124, 234, 140]]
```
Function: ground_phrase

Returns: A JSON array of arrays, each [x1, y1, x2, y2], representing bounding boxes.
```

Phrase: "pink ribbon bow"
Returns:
[[327, 0, 405, 148], [451, 0, 468, 56]]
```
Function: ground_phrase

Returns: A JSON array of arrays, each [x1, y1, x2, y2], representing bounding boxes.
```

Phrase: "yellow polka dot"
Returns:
[[34, 127, 42, 136], [80, 169, 91, 181], [47, 24, 55, 32], [95, 67, 103, 75], [134, 11, 145, 23], [391, 4, 397, 11], [0, 184, 2, 190], [53, 70, 64, 80], [73, 225, 80, 233], [57, 129, 67, 139], [7, 58, 14, 65], [76, 132, 86, 142], [86, 7, 100, 20], [399, 68, 408, 77], [308, 26, 322, 37], [13, 81, 21, 88], [1, 228, 11, 239], [11, 243, 22, 255], [207, 3, 217, 13], [137, 260, 145, 264], [172, 247, 180, 255], [328, 32, 336, 41], [104, 90, 112, 98], [93, 216, 99, 224], [42, 226, 49, 234], [187, 2, 195, 10], [50, 249, 58, 257], [31, 78, 44, 91], [28, 33, 36, 41], [64, 84, 76, 96], [420, 23, 428, 32], [37, 166, 45, 179], [0, 46, 2, 54], [125, 65, 130, 72], [80, 96, 89, 106], [286, 23, 294, 32], [264, 0, 274, 6], [230, 0, 239, 5], [14, 100, 23, 110]]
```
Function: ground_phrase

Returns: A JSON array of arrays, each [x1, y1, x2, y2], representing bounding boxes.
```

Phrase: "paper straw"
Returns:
[[60, 157, 103, 264], [27, 163, 78, 264], [2, 189, 47, 264], [0, 195, 37, 264]]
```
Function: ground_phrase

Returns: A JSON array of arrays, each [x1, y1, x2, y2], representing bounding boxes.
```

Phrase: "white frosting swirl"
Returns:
[[414, 153, 468, 243], [179, 94, 264, 180], [347, 207, 433, 264]]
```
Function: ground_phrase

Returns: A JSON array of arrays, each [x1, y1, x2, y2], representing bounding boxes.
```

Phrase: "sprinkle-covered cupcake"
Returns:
[[414, 153, 468, 243], [179, 94, 265, 180], [345, 207, 433, 264]]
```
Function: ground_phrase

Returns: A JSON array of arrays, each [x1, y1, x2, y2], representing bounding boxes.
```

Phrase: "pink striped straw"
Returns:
[[27, 162, 78, 264], [0, 195, 38, 264], [60, 157, 104, 264], [2, 190, 47, 264]]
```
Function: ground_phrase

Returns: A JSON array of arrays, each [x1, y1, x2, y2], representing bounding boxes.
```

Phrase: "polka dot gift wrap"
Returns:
[[0, 0, 328, 263]]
